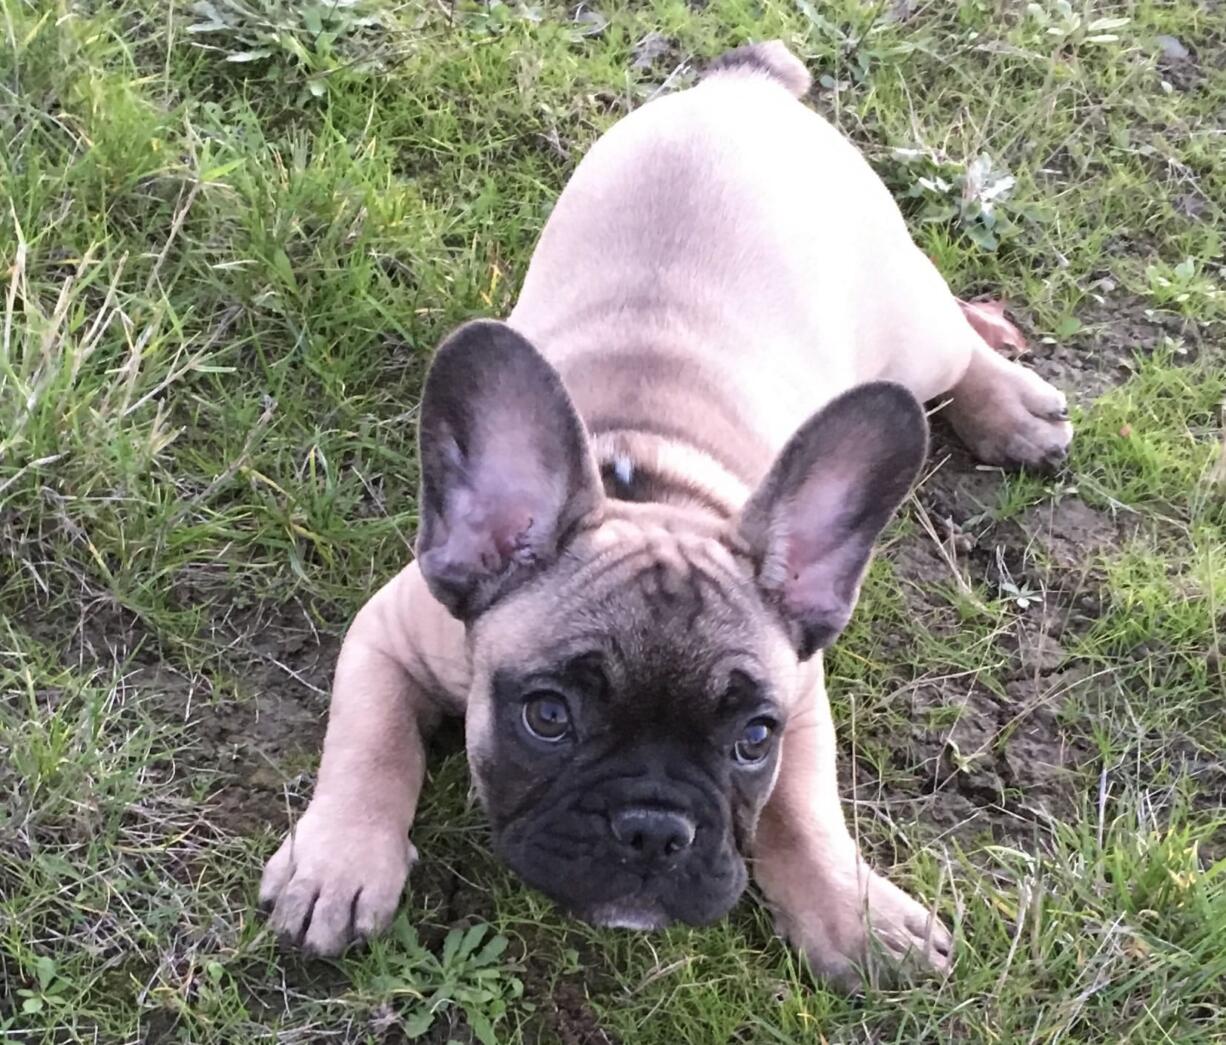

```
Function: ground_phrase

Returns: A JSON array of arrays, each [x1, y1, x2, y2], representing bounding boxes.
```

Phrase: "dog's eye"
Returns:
[[522, 693, 571, 742], [733, 718, 775, 765]]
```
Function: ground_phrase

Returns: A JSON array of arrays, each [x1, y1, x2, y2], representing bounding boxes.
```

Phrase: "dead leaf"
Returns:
[[1119, 423, 1133, 438], [957, 297, 1029, 357]]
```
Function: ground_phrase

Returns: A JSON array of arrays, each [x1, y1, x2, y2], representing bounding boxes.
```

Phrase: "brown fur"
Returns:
[[259, 41, 1073, 988]]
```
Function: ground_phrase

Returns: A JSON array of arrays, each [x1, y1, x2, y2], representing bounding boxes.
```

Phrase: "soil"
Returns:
[[1042, 293, 1206, 406], [532, 979, 619, 1045]]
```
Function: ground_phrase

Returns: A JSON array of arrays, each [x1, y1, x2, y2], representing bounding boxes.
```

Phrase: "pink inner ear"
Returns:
[[782, 538, 860, 614], [779, 462, 862, 565], [442, 487, 536, 573], [437, 418, 569, 579], [772, 460, 875, 630]]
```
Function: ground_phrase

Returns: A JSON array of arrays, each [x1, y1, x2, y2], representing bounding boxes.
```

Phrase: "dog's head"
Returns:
[[414, 320, 927, 928]]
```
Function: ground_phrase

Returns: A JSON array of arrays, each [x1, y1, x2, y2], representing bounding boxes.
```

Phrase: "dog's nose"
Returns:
[[610, 807, 696, 861]]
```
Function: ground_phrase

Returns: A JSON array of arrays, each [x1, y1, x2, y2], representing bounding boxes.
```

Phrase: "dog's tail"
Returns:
[[702, 41, 811, 98]]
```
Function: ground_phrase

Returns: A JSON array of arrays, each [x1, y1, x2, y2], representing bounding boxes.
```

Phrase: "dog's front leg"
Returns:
[[751, 671, 953, 991], [259, 564, 466, 955]]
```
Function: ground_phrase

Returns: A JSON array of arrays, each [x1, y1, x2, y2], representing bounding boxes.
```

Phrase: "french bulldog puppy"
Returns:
[[260, 41, 1071, 989]]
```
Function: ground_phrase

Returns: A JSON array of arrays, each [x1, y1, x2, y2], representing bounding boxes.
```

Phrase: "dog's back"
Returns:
[[508, 42, 976, 485]]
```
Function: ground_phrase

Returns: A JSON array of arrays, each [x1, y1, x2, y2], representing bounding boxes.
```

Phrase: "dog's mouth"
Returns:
[[541, 868, 746, 929], [484, 758, 756, 928], [582, 898, 671, 931], [494, 823, 748, 929]]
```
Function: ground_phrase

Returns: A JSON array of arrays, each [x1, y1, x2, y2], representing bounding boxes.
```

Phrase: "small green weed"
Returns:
[[1145, 257, 1223, 317], [1020, 2, 1132, 48], [885, 147, 1023, 252], [14, 957, 70, 1018], [353, 917, 524, 1044]]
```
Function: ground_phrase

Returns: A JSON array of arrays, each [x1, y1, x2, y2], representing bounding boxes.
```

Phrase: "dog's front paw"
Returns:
[[772, 864, 953, 992], [259, 802, 416, 956]]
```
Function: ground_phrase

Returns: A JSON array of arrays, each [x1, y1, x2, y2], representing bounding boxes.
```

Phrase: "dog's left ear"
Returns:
[[415, 320, 603, 620], [737, 382, 928, 659]]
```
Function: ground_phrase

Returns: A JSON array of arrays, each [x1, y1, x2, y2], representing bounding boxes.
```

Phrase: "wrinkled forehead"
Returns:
[[471, 516, 794, 690]]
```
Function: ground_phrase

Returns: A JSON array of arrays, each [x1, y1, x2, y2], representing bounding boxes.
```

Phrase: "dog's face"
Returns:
[[462, 511, 800, 927], [413, 321, 927, 928]]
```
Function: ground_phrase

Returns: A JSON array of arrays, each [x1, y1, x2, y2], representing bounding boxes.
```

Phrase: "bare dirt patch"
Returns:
[[1045, 296, 1205, 406], [905, 667, 1099, 825], [870, 325, 1153, 843], [538, 979, 620, 1045]]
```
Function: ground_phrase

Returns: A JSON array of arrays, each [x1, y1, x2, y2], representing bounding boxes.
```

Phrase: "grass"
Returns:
[[2, 0, 1224, 1041]]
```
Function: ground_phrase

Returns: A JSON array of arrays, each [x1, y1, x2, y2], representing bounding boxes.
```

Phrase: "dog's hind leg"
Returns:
[[862, 284, 1073, 471], [940, 339, 1073, 471]]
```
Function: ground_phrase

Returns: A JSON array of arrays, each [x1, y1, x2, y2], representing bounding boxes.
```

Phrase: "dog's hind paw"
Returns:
[[945, 344, 1073, 472]]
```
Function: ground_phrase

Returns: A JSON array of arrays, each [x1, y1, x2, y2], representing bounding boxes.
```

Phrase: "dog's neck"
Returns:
[[547, 326, 775, 521], [590, 428, 750, 520]]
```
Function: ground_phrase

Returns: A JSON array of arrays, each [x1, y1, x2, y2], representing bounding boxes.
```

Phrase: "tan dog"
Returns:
[[259, 42, 1071, 989]]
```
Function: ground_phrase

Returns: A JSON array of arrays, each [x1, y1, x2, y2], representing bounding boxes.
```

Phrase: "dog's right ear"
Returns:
[[737, 382, 928, 660], [415, 320, 603, 621]]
